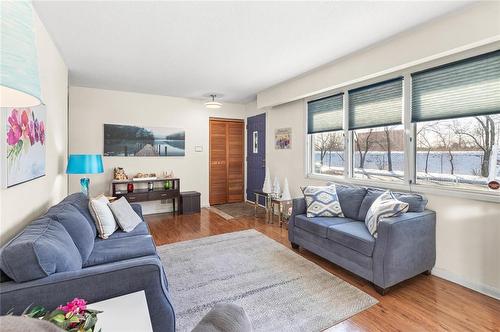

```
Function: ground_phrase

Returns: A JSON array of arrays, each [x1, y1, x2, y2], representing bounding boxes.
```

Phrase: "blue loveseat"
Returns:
[[0, 193, 175, 332], [289, 184, 436, 294]]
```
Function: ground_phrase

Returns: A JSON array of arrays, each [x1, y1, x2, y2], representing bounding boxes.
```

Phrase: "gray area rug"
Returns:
[[157, 229, 377, 332]]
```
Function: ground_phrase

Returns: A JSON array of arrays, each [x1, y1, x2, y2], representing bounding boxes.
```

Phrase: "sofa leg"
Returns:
[[291, 242, 299, 250], [422, 270, 432, 276], [373, 284, 387, 295]]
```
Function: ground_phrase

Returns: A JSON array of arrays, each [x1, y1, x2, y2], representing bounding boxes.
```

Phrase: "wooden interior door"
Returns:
[[227, 121, 244, 203], [209, 119, 244, 205]]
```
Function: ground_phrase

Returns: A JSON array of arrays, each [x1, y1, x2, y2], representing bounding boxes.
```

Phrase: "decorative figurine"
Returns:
[[113, 167, 128, 180], [281, 177, 291, 200], [262, 167, 272, 193]]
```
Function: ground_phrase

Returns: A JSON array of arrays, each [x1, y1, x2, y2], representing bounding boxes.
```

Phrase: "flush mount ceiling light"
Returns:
[[205, 94, 222, 109]]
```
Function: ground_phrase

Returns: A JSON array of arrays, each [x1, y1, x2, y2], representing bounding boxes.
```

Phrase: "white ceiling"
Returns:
[[33, 1, 472, 103]]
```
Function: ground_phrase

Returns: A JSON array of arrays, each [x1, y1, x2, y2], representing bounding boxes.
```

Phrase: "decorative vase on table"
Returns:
[[262, 167, 272, 193]]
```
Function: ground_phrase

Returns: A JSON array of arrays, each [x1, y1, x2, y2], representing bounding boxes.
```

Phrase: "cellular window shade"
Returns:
[[348, 78, 403, 130], [307, 93, 344, 134], [412, 50, 500, 122]]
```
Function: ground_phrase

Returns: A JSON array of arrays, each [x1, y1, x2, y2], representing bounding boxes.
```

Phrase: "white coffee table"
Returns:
[[90, 291, 153, 332]]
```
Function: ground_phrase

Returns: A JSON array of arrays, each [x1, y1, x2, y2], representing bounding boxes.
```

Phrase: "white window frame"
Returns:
[[305, 43, 500, 203]]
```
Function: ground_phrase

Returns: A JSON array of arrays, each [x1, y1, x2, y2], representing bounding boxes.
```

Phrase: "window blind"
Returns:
[[412, 50, 500, 122], [348, 77, 403, 130], [307, 93, 343, 134]]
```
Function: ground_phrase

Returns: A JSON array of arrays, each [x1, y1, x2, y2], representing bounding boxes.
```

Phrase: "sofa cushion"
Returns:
[[295, 215, 354, 238], [327, 221, 375, 257], [44, 204, 95, 263], [89, 195, 118, 239], [365, 191, 409, 237], [0, 218, 82, 282], [61, 193, 97, 237], [334, 184, 367, 220], [358, 188, 427, 221], [302, 185, 344, 217], [83, 235, 156, 267], [108, 197, 143, 232], [107, 222, 150, 240]]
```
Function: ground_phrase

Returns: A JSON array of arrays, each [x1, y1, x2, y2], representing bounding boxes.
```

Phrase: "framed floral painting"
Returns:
[[2, 105, 46, 187]]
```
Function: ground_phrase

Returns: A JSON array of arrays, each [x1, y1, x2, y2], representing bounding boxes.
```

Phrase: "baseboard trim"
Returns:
[[431, 267, 500, 300]]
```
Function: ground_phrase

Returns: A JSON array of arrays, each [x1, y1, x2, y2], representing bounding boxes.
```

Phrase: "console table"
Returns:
[[111, 178, 180, 213]]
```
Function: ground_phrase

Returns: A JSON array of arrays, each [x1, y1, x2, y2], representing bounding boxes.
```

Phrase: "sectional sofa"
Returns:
[[0, 193, 175, 332], [289, 184, 436, 294]]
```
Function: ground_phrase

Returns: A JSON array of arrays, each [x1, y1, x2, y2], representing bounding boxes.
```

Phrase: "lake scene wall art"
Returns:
[[3, 106, 46, 187], [104, 124, 185, 157]]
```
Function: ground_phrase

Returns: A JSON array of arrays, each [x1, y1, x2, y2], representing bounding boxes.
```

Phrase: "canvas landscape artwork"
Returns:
[[3, 106, 46, 187], [104, 124, 185, 157]]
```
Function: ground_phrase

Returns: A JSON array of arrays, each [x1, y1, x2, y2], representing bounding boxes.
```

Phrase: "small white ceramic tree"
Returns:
[[281, 177, 291, 200], [273, 176, 281, 196], [262, 167, 272, 193]]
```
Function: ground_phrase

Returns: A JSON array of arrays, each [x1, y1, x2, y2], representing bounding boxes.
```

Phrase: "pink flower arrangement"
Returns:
[[6, 108, 45, 162], [57, 298, 88, 315], [22, 297, 101, 332]]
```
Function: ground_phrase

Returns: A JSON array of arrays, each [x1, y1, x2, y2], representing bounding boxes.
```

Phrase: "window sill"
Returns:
[[306, 173, 500, 204]]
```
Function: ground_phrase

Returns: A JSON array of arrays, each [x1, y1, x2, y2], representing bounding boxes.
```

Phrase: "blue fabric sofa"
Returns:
[[289, 184, 436, 294], [0, 193, 175, 332]]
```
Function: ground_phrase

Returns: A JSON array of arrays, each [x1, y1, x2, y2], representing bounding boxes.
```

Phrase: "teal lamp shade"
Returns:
[[66, 155, 104, 197], [66, 154, 104, 174], [0, 1, 42, 107]]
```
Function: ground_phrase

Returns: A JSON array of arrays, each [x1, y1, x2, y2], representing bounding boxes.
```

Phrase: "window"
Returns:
[[416, 115, 500, 189], [305, 50, 500, 196], [412, 50, 500, 190], [353, 125, 405, 181], [349, 78, 404, 181], [308, 93, 345, 175], [312, 131, 344, 175]]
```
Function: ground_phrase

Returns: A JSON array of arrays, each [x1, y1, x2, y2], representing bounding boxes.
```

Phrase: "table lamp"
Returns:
[[66, 154, 104, 196]]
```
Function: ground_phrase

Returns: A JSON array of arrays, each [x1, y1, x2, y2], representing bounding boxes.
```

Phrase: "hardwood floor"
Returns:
[[146, 208, 500, 332]]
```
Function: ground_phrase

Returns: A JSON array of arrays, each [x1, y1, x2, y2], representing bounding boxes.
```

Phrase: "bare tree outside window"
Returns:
[[312, 131, 344, 175], [416, 115, 500, 188], [353, 126, 404, 181]]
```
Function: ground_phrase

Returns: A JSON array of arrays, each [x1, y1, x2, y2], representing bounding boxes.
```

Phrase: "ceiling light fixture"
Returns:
[[205, 94, 222, 109]]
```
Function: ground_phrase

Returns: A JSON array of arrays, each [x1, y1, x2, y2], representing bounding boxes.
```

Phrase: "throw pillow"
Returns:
[[365, 190, 409, 238], [88, 195, 117, 239], [301, 185, 344, 218], [108, 197, 143, 232]]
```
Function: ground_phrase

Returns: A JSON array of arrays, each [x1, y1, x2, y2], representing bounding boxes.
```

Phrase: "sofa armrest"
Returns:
[[131, 203, 144, 220], [0, 256, 174, 332], [373, 210, 436, 289], [288, 198, 306, 242]]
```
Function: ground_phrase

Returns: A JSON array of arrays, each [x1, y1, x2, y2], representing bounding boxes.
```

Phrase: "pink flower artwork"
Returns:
[[4, 105, 47, 187]]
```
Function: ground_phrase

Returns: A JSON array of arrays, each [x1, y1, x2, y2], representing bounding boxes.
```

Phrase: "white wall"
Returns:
[[258, 2, 500, 108], [69, 87, 246, 211], [251, 2, 500, 299], [0, 11, 68, 245]]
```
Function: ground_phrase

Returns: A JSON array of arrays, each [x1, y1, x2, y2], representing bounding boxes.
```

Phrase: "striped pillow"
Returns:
[[365, 191, 409, 238], [302, 185, 344, 218]]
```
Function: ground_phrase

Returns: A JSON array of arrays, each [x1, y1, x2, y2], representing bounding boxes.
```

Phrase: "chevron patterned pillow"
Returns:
[[365, 190, 409, 238], [301, 185, 344, 218]]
